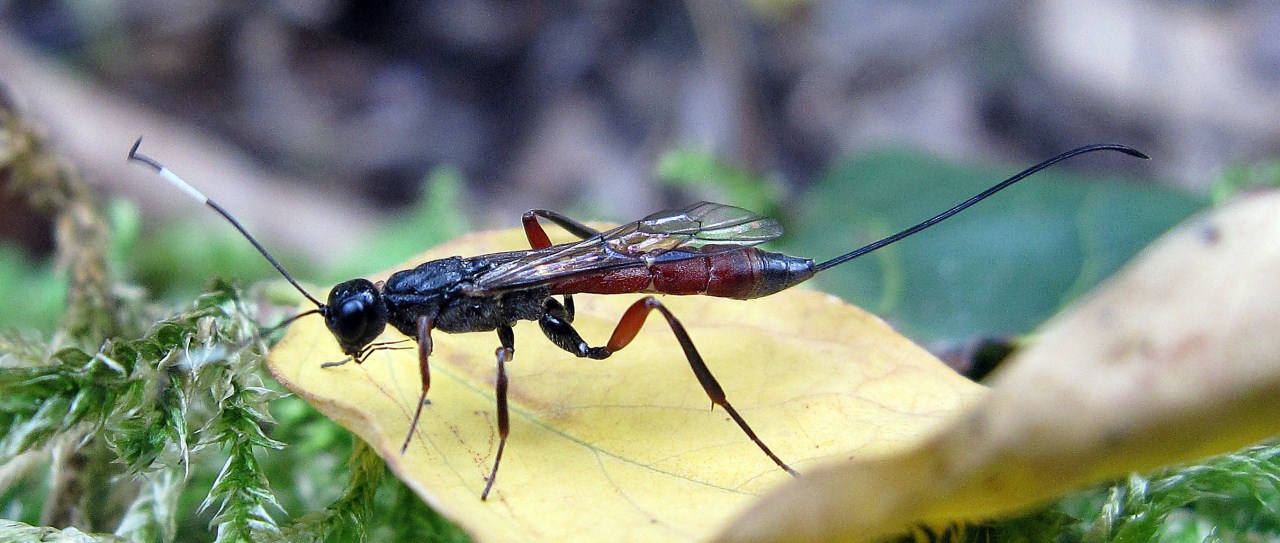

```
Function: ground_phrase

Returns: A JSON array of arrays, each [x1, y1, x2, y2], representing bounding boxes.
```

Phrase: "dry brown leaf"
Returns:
[[268, 226, 983, 542], [718, 190, 1280, 542]]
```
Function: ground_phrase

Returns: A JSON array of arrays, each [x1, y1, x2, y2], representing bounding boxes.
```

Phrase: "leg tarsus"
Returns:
[[402, 390, 428, 454], [482, 326, 515, 500], [320, 357, 352, 368], [401, 316, 435, 454], [321, 340, 413, 369], [630, 298, 797, 476]]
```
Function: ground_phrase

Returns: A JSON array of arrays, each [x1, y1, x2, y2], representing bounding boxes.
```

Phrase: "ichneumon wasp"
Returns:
[[127, 139, 1146, 499]]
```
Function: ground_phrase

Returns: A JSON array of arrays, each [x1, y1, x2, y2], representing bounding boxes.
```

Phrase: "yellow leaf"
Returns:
[[717, 190, 1280, 543], [268, 226, 984, 542]]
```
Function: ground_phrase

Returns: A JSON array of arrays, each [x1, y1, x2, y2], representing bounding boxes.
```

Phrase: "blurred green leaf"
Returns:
[[783, 147, 1205, 342], [127, 220, 297, 302], [329, 165, 470, 282], [0, 245, 65, 332], [105, 198, 141, 273], [1212, 157, 1280, 204], [656, 148, 784, 219]]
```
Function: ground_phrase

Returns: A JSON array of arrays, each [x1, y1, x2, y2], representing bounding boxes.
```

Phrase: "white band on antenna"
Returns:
[[157, 167, 209, 204]]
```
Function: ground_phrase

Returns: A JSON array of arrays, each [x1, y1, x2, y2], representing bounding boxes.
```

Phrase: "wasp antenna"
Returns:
[[814, 143, 1150, 272], [264, 308, 323, 334], [127, 137, 326, 309]]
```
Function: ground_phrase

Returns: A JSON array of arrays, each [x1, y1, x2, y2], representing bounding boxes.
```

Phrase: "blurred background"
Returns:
[[1, 0, 1276, 343]]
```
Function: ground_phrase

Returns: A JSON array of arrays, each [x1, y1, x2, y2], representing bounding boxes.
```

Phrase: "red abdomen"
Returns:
[[548, 249, 815, 300]]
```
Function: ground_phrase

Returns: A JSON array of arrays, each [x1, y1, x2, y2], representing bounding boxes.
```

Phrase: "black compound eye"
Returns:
[[332, 298, 372, 339], [325, 279, 388, 356]]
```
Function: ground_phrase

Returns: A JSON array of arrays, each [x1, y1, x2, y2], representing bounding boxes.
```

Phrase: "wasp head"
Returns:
[[323, 278, 389, 358]]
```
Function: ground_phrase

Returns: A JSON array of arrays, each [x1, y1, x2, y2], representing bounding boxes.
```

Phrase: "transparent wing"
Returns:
[[471, 202, 782, 293], [627, 201, 782, 254]]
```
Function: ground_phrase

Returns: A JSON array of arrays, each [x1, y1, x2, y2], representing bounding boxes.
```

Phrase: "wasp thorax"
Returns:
[[324, 278, 389, 356]]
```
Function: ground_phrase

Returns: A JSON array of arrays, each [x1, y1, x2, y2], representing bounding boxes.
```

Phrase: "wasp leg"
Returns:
[[319, 358, 352, 368], [537, 296, 798, 476], [521, 209, 601, 249], [401, 315, 435, 454], [321, 339, 413, 369], [482, 325, 515, 500], [538, 298, 607, 358]]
